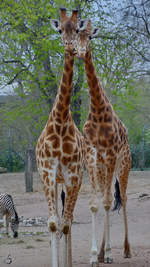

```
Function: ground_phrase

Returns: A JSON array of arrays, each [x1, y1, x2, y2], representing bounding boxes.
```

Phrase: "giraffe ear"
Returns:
[[91, 28, 99, 39], [78, 19, 89, 31], [50, 19, 61, 33]]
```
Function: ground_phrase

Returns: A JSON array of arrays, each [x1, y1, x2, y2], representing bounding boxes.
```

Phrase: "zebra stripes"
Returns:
[[0, 193, 19, 238]]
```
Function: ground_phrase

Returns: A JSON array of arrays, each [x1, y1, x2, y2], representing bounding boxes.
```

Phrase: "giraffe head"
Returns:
[[77, 19, 99, 58], [51, 8, 78, 54]]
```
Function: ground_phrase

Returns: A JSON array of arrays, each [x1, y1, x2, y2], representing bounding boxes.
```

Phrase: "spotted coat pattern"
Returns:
[[77, 20, 131, 264]]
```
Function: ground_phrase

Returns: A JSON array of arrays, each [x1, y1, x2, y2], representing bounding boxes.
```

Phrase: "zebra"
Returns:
[[0, 193, 19, 238]]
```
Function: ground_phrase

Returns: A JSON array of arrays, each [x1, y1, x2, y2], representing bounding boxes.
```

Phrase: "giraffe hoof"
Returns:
[[124, 251, 131, 258], [98, 250, 104, 262], [104, 257, 113, 264]]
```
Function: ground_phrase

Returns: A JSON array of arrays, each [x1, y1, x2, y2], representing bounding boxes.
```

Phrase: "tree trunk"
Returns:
[[25, 146, 34, 192]]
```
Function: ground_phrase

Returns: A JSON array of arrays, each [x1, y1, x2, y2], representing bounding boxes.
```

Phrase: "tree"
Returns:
[[120, 0, 150, 77], [0, 0, 139, 175]]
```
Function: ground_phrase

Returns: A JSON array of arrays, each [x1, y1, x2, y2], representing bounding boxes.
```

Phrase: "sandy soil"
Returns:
[[0, 171, 150, 267]]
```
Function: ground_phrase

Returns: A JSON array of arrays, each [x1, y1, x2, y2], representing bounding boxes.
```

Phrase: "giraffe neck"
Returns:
[[84, 50, 109, 113], [52, 52, 74, 123]]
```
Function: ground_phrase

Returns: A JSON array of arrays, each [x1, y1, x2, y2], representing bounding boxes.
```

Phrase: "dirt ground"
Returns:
[[0, 171, 150, 267]]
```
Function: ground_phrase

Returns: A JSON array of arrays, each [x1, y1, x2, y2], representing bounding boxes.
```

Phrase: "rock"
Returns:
[[0, 167, 7, 173]]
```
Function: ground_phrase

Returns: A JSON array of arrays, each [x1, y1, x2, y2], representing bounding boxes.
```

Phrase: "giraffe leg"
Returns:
[[62, 227, 72, 267], [67, 228, 72, 267], [43, 160, 59, 267], [98, 223, 105, 263], [85, 159, 99, 266], [62, 181, 81, 267], [102, 172, 114, 264], [118, 159, 131, 259], [96, 166, 106, 263], [103, 208, 113, 263], [89, 194, 99, 267]]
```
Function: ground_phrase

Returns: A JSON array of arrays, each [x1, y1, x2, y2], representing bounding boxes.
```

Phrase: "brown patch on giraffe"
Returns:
[[69, 125, 74, 135], [63, 135, 75, 142], [87, 73, 91, 80], [63, 109, 69, 120], [64, 62, 70, 72], [62, 126, 67, 136], [98, 106, 105, 113], [91, 105, 96, 113], [90, 90, 96, 98], [104, 113, 112, 123], [106, 106, 112, 113], [46, 177, 50, 186], [99, 125, 112, 138], [114, 145, 118, 152], [44, 160, 50, 169], [71, 176, 78, 185], [56, 102, 64, 112], [59, 94, 63, 102], [77, 164, 81, 173], [108, 136, 114, 146], [51, 190, 54, 199], [93, 115, 98, 123], [47, 124, 54, 135], [62, 73, 67, 84], [62, 225, 69, 235], [62, 156, 69, 165], [88, 63, 94, 73], [91, 76, 98, 88], [47, 135, 60, 149], [69, 72, 73, 86], [66, 187, 71, 196], [41, 151, 45, 158], [98, 139, 107, 148], [43, 171, 48, 180], [92, 123, 97, 129], [44, 143, 51, 157], [69, 59, 74, 66], [98, 115, 103, 122], [61, 85, 67, 95], [72, 154, 78, 162], [39, 137, 44, 144], [86, 127, 95, 138], [55, 117, 62, 124], [69, 165, 76, 173], [49, 222, 57, 232], [65, 95, 70, 106], [55, 124, 61, 135], [45, 188, 49, 196], [63, 142, 73, 154], [53, 150, 61, 159]]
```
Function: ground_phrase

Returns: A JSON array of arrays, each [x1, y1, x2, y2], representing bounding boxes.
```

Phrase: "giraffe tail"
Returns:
[[112, 178, 122, 212], [61, 187, 65, 216]]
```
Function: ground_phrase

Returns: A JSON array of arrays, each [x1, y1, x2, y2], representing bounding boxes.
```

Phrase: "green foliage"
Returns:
[[0, 0, 145, 170]]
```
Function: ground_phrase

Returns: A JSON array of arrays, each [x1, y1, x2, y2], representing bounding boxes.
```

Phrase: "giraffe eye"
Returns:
[[76, 29, 79, 34], [59, 29, 62, 34], [89, 36, 92, 40]]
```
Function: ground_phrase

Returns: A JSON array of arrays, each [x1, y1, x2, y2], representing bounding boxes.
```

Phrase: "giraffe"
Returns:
[[36, 8, 84, 267], [77, 20, 132, 266]]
